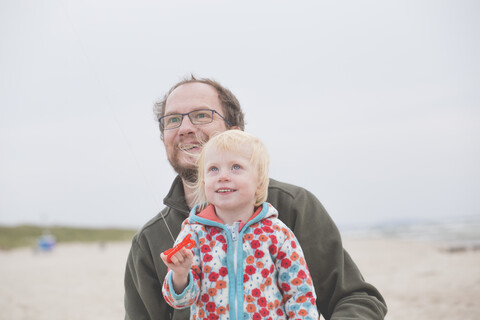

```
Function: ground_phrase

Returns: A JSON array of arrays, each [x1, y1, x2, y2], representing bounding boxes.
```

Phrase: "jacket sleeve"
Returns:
[[275, 227, 319, 320], [268, 181, 387, 319], [162, 227, 202, 309], [163, 270, 201, 309]]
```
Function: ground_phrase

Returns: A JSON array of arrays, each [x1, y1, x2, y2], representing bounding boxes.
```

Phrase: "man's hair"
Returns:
[[153, 75, 245, 135], [193, 130, 269, 210]]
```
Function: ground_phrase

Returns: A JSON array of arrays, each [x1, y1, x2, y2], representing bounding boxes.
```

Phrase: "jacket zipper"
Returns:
[[227, 222, 240, 319]]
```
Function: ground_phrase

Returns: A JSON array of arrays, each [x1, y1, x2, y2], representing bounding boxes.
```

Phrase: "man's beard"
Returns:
[[168, 149, 198, 183], [168, 132, 209, 183], [171, 161, 198, 183]]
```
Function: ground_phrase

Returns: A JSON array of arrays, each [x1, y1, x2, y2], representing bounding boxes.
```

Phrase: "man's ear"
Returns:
[[229, 126, 240, 130]]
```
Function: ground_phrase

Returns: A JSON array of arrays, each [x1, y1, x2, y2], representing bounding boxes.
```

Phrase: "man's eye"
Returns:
[[193, 111, 212, 121], [168, 116, 181, 124]]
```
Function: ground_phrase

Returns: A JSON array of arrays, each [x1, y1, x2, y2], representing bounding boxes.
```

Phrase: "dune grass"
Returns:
[[0, 225, 138, 250]]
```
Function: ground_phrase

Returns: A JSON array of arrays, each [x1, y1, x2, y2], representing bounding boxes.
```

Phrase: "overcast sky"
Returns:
[[1, 0, 479, 229]]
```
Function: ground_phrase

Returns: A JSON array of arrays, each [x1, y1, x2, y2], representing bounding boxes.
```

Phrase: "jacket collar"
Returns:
[[189, 202, 278, 231], [163, 175, 190, 215], [196, 204, 266, 231]]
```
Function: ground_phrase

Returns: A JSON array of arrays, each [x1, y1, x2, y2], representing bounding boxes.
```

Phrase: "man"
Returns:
[[124, 76, 387, 319]]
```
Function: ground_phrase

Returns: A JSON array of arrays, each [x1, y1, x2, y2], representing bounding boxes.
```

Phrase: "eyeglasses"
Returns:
[[159, 109, 231, 130]]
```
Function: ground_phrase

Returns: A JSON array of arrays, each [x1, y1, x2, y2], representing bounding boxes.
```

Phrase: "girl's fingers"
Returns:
[[160, 247, 193, 267], [171, 250, 188, 264], [160, 253, 168, 264], [185, 249, 194, 259], [170, 255, 179, 264]]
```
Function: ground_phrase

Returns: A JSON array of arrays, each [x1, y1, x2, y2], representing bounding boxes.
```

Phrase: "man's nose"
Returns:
[[178, 115, 195, 135]]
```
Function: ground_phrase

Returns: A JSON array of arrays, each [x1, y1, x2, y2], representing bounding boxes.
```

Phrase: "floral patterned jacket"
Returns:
[[162, 202, 319, 320]]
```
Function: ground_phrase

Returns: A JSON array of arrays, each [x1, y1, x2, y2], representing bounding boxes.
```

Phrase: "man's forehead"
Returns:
[[168, 82, 218, 103], [165, 82, 221, 114]]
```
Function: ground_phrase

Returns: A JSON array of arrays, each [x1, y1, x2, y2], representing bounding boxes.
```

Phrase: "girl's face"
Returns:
[[203, 146, 258, 214]]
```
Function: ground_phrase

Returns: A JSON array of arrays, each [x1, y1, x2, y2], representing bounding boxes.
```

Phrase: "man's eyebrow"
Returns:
[[163, 111, 181, 116], [164, 107, 211, 116]]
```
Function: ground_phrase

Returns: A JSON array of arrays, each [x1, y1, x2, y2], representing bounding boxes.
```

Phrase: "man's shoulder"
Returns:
[[132, 206, 188, 244], [267, 178, 329, 224], [268, 178, 315, 200], [131, 211, 162, 242], [269, 178, 303, 194], [132, 207, 176, 244]]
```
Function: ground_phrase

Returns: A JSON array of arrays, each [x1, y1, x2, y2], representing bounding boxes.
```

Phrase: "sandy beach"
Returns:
[[0, 237, 478, 320], [343, 237, 480, 320]]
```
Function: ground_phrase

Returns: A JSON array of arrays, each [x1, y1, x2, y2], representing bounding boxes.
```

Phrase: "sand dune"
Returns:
[[0, 238, 478, 319]]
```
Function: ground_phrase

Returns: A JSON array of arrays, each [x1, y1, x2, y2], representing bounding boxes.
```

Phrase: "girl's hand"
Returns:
[[160, 248, 194, 293]]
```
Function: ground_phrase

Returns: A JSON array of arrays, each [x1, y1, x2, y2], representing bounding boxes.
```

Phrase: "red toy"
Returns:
[[163, 234, 196, 263]]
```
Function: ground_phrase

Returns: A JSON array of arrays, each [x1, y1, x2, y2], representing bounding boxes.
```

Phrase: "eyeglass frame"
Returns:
[[159, 108, 232, 130]]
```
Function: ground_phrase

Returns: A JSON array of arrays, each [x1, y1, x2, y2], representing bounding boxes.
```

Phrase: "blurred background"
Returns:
[[1, 0, 479, 233]]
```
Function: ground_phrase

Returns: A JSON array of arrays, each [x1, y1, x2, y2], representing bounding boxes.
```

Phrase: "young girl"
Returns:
[[161, 130, 319, 320]]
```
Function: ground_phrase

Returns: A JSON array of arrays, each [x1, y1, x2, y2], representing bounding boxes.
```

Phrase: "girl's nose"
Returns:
[[218, 170, 231, 181]]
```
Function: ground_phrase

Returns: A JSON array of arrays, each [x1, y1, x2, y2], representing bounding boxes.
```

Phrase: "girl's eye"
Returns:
[[209, 166, 218, 172], [232, 164, 241, 170]]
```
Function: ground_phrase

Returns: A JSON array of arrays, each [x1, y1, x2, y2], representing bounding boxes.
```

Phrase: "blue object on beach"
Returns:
[[37, 234, 56, 251]]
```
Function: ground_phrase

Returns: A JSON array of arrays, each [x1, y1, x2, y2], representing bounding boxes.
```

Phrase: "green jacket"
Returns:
[[124, 176, 387, 320]]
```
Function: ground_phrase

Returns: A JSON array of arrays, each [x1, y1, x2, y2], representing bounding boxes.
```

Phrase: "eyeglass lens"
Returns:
[[162, 110, 215, 129]]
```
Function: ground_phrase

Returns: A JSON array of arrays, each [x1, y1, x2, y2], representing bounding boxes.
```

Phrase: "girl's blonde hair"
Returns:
[[193, 130, 269, 210]]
